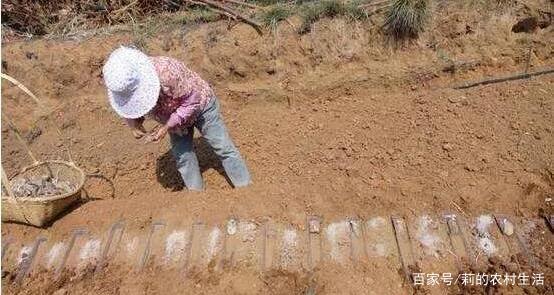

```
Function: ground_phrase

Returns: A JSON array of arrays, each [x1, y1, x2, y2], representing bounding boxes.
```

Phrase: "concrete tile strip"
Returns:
[[138, 221, 165, 271], [306, 215, 322, 270], [324, 220, 351, 264], [164, 230, 188, 267], [348, 218, 367, 263], [15, 236, 47, 284], [95, 220, 125, 273], [54, 228, 87, 279], [513, 218, 540, 269], [3, 214, 551, 289], [444, 213, 472, 269], [189, 222, 207, 269], [365, 216, 396, 258], [391, 216, 416, 285]]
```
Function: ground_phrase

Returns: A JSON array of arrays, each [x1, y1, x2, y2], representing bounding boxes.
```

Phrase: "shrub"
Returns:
[[262, 5, 291, 29], [343, 2, 369, 21], [319, 0, 346, 17], [384, 0, 429, 41], [298, 0, 340, 34], [298, 0, 367, 34], [185, 7, 221, 24]]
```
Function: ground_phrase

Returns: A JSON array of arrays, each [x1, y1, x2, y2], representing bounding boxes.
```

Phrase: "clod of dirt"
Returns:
[[497, 218, 514, 236], [442, 143, 454, 152], [448, 96, 466, 104], [25, 52, 37, 60], [11, 175, 75, 198], [25, 126, 42, 143], [512, 16, 550, 33]]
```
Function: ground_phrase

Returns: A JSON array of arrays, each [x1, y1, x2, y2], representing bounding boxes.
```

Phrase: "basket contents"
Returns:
[[11, 175, 75, 198]]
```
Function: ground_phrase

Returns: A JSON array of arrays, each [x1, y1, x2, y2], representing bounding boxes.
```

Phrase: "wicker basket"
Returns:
[[2, 160, 85, 227]]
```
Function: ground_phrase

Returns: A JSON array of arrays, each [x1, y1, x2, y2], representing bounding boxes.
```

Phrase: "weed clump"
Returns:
[[298, 0, 367, 34], [248, 0, 290, 6], [384, 0, 429, 41], [182, 7, 221, 24], [262, 5, 291, 29]]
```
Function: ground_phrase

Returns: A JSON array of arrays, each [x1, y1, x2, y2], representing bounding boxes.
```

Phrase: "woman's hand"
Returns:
[[126, 118, 147, 139], [145, 125, 169, 143], [132, 129, 146, 139]]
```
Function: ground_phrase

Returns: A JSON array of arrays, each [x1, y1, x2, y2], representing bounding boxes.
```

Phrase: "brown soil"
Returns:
[[1, 1, 553, 294]]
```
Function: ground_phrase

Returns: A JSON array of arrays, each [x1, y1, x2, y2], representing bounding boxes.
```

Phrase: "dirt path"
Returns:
[[1, 1, 553, 293]]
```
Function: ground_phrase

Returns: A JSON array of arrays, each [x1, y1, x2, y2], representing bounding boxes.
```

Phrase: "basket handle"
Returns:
[[2, 113, 38, 164], [1, 73, 74, 165]]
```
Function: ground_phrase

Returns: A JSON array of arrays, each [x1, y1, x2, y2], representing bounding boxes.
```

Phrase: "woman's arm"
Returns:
[[166, 91, 202, 129], [144, 91, 202, 143]]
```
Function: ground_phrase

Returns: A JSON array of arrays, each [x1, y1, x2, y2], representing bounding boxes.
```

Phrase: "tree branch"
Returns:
[[453, 68, 554, 89], [188, 0, 263, 35]]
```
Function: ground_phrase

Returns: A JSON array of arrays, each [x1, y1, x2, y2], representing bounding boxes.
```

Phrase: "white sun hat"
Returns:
[[102, 46, 160, 119]]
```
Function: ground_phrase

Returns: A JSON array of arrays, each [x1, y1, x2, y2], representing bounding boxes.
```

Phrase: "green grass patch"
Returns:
[[298, 0, 367, 34], [384, 0, 429, 41], [180, 6, 222, 24], [262, 5, 292, 28]]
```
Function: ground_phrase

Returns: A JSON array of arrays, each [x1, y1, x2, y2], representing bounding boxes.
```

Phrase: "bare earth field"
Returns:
[[1, 1, 553, 294]]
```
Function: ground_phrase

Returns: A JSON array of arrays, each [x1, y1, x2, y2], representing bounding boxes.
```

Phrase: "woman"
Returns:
[[102, 46, 251, 191]]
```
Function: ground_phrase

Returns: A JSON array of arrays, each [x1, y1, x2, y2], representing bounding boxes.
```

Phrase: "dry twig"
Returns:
[[454, 68, 554, 89], [221, 0, 260, 10], [187, 0, 263, 35]]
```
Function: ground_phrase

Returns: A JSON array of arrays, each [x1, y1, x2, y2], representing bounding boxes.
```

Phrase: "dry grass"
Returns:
[[2, 0, 186, 37], [3, 0, 531, 44], [2, 0, 373, 39]]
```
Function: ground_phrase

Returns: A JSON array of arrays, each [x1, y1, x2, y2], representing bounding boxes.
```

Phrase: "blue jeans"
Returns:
[[169, 98, 251, 191]]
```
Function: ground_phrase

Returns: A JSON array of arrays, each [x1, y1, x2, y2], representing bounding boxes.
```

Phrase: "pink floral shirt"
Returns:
[[126, 56, 214, 132]]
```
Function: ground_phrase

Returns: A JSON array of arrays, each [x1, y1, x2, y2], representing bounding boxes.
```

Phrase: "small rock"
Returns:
[[415, 97, 427, 104], [448, 96, 466, 103], [308, 219, 320, 233], [25, 52, 37, 60], [512, 17, 538, 33], [442, 143, 453, 152], [502, 220, 514, 236], [25, 127, 42, 143], [52, 288, 67, 295], [464, 164, 477, 172], [227, 219, 237, 235]]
